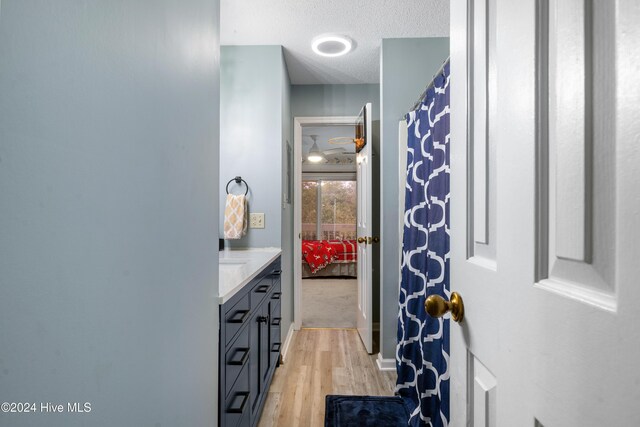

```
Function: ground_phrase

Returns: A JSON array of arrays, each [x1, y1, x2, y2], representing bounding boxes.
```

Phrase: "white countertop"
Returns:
[[218, 248, 282, 304]]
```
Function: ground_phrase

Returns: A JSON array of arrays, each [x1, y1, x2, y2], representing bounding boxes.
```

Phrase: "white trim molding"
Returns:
[[280, 323, 296, 364], [376, 353, 396, 371]]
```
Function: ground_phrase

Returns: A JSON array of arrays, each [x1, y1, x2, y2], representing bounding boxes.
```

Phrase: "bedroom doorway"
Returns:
[[298, 123, 358, 328], [293, 116, 360, 331], [293, 110, 378, 353]]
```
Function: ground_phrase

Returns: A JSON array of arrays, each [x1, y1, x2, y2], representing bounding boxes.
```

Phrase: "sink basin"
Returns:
[[219, 258, 250, 265]]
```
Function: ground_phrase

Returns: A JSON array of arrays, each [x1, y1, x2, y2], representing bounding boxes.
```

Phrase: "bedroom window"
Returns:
[[302, 181, 319, 239], [302, 178, 356, 241]]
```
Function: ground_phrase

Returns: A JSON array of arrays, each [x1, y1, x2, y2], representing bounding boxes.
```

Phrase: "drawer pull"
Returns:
[[228, 348, 249, 366], [255, 284, 270, 293], [257, 315, 269, 324], [226, 391, 249, 414], [271, 269, 282, 276], [271, 343, 281, 353], [271, 292, 282, 300], [228, 310, 250, 324], [271, 317, 281, 326]]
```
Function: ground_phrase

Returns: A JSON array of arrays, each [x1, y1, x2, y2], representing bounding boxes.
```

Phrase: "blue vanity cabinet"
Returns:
[[248, 294, 269, 419], [219, 255, 281, 427], [269, 268, 282, 370]]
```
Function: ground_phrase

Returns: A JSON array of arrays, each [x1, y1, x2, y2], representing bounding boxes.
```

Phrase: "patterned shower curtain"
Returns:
[[396, 61, 450, 427]]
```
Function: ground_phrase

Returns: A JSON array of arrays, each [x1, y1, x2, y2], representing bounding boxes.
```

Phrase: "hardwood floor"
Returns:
[[257, 328, 397, 427]]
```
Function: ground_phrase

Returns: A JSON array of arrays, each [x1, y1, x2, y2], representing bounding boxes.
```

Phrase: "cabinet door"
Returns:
[[250, 301, 270, 418], [269, 300, 281, 369], [248, 308, 261, 416], [259, 302, 270, 387]]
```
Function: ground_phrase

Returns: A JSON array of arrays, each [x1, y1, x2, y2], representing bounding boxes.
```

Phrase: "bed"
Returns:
[[301, 239, 358, 278]]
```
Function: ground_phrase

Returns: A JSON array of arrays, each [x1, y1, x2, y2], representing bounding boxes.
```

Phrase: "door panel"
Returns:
[[356, 103, 373, 354], [469, 0, 498, 267], [471, 355, 497, 427], [450, 0, 640, 426], [540, 0, 616, 305]]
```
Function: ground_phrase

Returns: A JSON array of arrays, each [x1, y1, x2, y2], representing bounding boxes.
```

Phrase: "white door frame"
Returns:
[[293, 116, 358, 330]]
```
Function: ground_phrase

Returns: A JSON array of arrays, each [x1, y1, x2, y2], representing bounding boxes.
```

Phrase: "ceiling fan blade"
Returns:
[[322, 148, 346, 155], [328, 136, 355, 145]]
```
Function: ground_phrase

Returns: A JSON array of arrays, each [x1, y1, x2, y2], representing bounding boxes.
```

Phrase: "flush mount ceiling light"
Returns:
[[311, 35, 353, 57]]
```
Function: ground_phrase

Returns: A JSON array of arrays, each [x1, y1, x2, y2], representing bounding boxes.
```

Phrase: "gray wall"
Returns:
[[0, 2, 221, 426], [291, 84, 380, 120], [220, 45, 294, 341], [379, 37, 449, 359], [220, 46, 284, 249]]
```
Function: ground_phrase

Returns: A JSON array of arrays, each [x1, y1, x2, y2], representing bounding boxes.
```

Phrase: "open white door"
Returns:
[[447, 0, 640, 425], [356, 103, 373, 354]]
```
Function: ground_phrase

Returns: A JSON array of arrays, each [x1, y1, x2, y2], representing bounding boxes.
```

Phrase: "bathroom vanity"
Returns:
[[218, 249, 282, 427]]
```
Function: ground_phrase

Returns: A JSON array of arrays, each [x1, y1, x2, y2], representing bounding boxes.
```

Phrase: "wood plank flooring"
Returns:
[[257, 328, 397, 427]]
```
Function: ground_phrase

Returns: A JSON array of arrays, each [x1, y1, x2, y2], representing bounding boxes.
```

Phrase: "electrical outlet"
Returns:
[[250, 213, 265, 229]]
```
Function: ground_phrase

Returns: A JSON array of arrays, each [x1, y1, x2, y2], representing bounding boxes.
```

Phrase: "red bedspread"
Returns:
[[325, 240, 357, 262], [302, 239, 357, 273]]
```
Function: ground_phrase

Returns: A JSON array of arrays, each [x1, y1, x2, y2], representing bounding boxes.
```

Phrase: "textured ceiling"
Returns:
[[302, 125, 356, 167], [221, 0, 449, 84], [303, 125, 354, 152]]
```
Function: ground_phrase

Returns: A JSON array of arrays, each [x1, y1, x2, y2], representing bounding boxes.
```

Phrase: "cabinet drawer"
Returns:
[[224, 362, 250, 427], [270, 324, 281, 368], [225, 327, 250, 399], [269, 261, 282, 290], [236, 404, 250, 427], [270, 300, 281, 318], [224, 293, 250, 346], [272, 278, 281, 295], [250, 278, 272, 308], [270, 287, 282, 302], [269, 257, 282, 275], [270, 315, 282, 328]]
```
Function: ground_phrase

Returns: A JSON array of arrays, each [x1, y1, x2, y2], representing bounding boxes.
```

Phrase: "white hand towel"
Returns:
[[224, 194, 248, 239]]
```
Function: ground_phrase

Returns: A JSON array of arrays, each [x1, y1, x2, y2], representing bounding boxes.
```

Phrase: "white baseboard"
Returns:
[[376, 353, 396, 371], [280, 323, 295, 364]]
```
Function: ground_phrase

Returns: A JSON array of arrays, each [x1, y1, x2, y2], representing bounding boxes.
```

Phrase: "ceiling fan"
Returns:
[[305, 135, 355, 163]]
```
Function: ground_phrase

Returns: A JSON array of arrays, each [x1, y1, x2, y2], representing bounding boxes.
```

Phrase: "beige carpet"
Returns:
[[301, 278, 357, 328]]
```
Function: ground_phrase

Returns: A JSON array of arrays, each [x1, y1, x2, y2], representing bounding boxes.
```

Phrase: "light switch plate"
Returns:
[[250, 213, 265, 229]]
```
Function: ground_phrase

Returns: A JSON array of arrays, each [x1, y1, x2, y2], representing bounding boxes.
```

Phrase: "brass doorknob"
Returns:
[[425, 292, 464, 323], [357, 237, 367, 244]]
